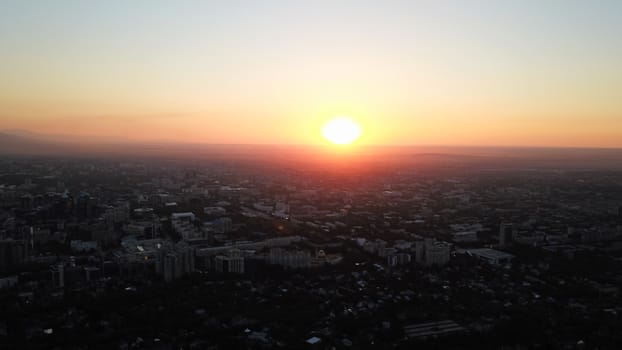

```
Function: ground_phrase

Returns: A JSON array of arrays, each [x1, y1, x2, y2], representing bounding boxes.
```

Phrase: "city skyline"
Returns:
[[1, 0, 622, 147], [3, 3, 622, 347]]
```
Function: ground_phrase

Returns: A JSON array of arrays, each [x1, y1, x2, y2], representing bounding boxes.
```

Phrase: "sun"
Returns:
[[321, 117, 362, 145]]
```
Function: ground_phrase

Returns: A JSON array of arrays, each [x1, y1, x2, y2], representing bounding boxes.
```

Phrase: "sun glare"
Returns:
[[321, 117, 362, 145]]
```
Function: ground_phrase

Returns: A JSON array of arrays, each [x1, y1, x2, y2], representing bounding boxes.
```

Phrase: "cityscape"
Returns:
[[2, 1, 622, 349], [1, 148, 621, 349]]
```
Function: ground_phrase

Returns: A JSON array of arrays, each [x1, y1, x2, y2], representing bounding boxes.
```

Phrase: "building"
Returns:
[[414, 239, 451, 266], [363, 239, 388, 256], [403, 320, 467, 339], [499, 223, 515, 247], [155, 241, 196, 282], [268, 248, 311, 269], [172, 212, 203, 240], [415, 240, 425, 264], [425, 243, 451, 266], [0, 276, 18, 290], [387, 252, 411, 267], [0, 239, 29, 273], [452, 231, 478, 243], [74, 192, 96, 219], [51, 263, 64, 288], [306, 336, 322, 348], [196, 236, 304, 257], [215, 249, 245, 274], [206, 217, 233, 234], [203, 206, 227, 216], [103, 202, 130, 225], [227, 250, 244, 274], [466, 248, 514, 265], [123, 220, 159, 238], [70, 240, 98, 252]]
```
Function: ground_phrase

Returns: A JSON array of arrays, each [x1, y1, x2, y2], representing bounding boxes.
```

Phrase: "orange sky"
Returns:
[[1, 1, 621, 147]]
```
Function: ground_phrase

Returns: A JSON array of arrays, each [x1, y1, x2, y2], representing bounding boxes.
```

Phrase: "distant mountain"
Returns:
[[1, 130, 621, 170], [0, 130, 72, 155]]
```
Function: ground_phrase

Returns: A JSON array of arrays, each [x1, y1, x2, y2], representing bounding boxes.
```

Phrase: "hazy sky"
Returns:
[[1, 0, 621, 146]]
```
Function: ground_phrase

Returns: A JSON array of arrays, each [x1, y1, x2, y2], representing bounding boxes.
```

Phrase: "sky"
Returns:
[[1, 0, 621, 147]]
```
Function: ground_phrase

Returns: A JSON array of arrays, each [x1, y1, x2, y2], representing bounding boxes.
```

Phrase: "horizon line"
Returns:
[[2, 129, 622, 151]]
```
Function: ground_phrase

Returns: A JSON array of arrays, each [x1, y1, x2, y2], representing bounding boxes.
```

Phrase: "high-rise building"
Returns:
[[172, 212, 203, 240], [50, 263, 64, 288], [74, 192, 96, 219], [0, 239, 29, 273], [214, 255, 227, 273], [227, 249, 244, 274], [387, 252, 411, 267], [215, 249, 245, 273], [413, 239, 451, 266], [425, 243, 451, 266], [155, 241, 195, 282], [104, 202, 130, 225], [499, 223, 515, 247], [210, 217, 233, 234], [414, 240, 425, 264], [163, 253, 177, 283]]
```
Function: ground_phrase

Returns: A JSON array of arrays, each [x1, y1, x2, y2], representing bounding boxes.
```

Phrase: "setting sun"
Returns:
[[321, 117, 362, 145]]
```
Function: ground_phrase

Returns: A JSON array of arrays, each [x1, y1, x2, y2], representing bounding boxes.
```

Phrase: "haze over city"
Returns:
[[2, 2, 622, 350]]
